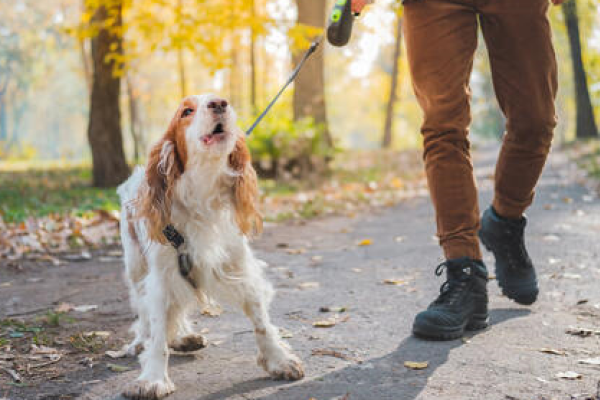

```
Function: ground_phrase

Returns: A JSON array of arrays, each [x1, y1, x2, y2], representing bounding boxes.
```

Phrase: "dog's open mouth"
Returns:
[[202, 123, 227, 146], [213, 123, 224, 134]]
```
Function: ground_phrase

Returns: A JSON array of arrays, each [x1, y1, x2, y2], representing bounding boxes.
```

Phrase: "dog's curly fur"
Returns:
[[117, 94, 303, 399]]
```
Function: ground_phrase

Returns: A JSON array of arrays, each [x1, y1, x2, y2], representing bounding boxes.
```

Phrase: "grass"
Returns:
[[0, 167, 119, 223], [0, 149, 423, 224]]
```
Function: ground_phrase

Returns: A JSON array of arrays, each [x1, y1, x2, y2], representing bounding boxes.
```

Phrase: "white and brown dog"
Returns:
[[117, 94, 304, 399]]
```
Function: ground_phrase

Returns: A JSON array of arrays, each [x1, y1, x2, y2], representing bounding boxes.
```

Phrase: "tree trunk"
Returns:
[[562, 0, 598, 139], [229, 33, 244, 114], [0, 94, 7, 144], [176, 0, 187, 99], [177, 49, 187, 99], [293, 0, 331, 147], [79, 1, 92, 96], [87, 0, 129, 187], [382, 14, 403, 148], [126, 73, 142, 164], [249, 0, 257, 114]]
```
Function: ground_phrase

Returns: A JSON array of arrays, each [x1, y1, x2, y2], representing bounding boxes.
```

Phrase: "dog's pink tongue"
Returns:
[[202, 135, 214, 145]]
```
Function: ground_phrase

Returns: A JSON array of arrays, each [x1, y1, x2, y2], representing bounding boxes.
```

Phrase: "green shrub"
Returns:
[[247, 115, 334, 181]]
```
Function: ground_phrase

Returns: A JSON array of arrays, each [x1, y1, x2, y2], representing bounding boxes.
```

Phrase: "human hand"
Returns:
[[352, 0, 374, 14], [551, 0, 567, 5]]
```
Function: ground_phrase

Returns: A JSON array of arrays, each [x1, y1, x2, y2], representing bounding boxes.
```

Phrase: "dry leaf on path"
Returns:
[[55, 302, 74, 313], [538, 348, 567, 356], [319, 306, 347, 313], [107, 363, 131, 373], [84, 331, 110, 338], [105, 349, 128, 359], [556, 371, 582, 380], [313, 319, 337, 328], [543, 235, 560, 242], [73, 305, 98, 313], [383, 278, 408, 286], [312, 348, 353, 361], [299, 282, 320, 290], [285, 248, 306, 255], [578, 357, 600, 365], [279, 328, 294, 339], [566, 327, 600, 337], [404, 361, 429, 370], [357, 239, 372, 246]]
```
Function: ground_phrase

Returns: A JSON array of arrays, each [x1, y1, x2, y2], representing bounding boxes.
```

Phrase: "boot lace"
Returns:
[[432, 261, 470, 306], [500, 224, 532, 270]]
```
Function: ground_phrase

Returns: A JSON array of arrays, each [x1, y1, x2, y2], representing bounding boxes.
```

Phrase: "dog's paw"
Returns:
[[122, 379, 175, 400], [170, 333, 207, 353], [258, 351, 305, 381]]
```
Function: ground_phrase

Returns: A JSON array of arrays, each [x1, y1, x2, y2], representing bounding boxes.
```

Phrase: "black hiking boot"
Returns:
[[412, 258, 489, 341], [479, 206, 538, 305]]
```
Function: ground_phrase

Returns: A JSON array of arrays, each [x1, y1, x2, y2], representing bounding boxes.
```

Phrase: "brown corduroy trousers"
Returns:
[[403, 0, 558, 260]]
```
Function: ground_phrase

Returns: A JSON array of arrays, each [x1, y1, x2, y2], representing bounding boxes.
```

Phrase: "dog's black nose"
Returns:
[[207, 99, 228, 114]]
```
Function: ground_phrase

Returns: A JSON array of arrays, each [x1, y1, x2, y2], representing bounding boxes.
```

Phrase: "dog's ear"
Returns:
[[229, 135, 262, 237], [138, 114, 185, 244]]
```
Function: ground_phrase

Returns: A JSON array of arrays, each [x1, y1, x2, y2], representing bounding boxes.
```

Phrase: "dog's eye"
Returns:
[[182, 108, 194, 118]]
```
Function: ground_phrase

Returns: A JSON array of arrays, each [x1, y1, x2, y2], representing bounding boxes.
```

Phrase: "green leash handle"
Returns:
[[327, 0, 356, 47]]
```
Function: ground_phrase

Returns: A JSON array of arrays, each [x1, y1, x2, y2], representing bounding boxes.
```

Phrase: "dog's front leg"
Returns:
[[123, 268, 175, 399], [239, 278, 304, 381]]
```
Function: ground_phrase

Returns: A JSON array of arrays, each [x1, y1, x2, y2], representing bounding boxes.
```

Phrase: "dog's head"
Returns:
[[138, 94, 262, 243]]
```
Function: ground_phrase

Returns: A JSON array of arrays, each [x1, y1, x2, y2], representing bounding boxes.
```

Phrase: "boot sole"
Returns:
[[412, 314, 489, 341], [479, 232, 538, 306]]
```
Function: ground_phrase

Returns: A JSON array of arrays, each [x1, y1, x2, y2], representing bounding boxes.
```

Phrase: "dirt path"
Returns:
[[2, 146, 600, 400]]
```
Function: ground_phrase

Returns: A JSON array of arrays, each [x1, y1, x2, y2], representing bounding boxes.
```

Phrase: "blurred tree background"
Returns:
[[0, 0, 598, 188]]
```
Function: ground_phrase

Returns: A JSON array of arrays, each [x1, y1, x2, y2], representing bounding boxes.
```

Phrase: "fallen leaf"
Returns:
[[285, 248, 306, 255], [105, 349, 128, 359], [576, 299, 589, 305], [311, 255, 323, 263], [55, 302, 74, 313], [313, 318, 337, 328], [30, 344, 59, 355], [404, 361, 429, 370], [538, 348, 567, 356], [543, 234, 560, 242], [556, 371, 581, 380], [312, 348, 352, 361], [299, 282, 320, 290], [319, 306, 347, 313], [357, 239, 372, 246], [0, 366, 21, 382], [566, 327, 600, 337], [107, 363, 131, 373], [73, 305, 98, 313], [562, 197, 573, 204], [578, 357, 600, 365], [84, 331, 110, 338], [279, 328, 294, 339], [383, 278, 408, 286]]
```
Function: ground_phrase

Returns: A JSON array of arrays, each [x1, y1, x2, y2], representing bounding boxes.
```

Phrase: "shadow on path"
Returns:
[[197, 308, 530, 400]]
